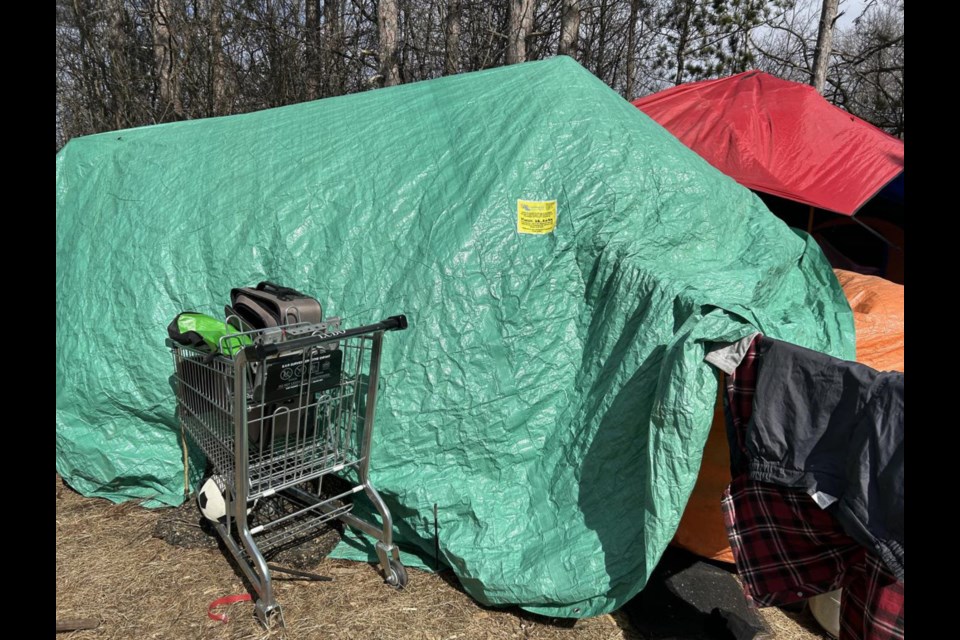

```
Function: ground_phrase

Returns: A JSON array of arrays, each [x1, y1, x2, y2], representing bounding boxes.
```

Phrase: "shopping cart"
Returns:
[[168, 312, 409, 626]]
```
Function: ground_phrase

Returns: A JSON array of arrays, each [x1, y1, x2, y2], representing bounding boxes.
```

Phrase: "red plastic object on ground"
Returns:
[[207, 593, 253, 622], [633, 71, 904, 216]]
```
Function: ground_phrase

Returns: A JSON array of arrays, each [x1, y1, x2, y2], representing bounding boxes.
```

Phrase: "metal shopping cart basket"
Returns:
[[168, 312, 409, 626]]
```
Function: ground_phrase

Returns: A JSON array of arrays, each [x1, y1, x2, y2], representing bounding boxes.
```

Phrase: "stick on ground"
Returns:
[[56, 618, 99, 632]]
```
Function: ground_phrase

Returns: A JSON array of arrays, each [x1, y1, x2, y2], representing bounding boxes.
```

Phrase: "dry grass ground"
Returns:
[[56, 476, 828, 639]]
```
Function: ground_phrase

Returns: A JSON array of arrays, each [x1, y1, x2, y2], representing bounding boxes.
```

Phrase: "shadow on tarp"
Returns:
[[327, 494, 441, 573]]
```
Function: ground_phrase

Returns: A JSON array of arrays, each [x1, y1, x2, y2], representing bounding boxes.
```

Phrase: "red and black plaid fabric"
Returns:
[[721, 335, 904, 640], [722, 476, 904, 639], [722, 474, 856, 606], [723, 335, 760, 470], [842, 552, 905, 640]]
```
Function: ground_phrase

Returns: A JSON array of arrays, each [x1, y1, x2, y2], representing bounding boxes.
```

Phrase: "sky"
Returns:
[[837, 0, 868, 30]]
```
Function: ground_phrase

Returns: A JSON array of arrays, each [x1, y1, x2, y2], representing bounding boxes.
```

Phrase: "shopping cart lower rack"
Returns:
[[168, 313, 409, 626]]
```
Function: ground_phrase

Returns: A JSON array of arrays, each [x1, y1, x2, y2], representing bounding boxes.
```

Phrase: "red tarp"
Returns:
[[632, 71, 904, 216]]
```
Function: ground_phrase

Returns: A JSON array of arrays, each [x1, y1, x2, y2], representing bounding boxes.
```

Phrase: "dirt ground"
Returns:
[[56, 476, 829, 639]]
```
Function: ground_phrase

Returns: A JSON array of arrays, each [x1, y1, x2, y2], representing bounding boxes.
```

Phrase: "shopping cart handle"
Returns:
[[242, 314, 409, 360], [382, 314, 408, 331]]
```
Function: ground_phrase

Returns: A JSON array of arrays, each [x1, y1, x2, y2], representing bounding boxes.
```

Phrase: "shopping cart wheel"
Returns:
[[385, 558, 408, 588]]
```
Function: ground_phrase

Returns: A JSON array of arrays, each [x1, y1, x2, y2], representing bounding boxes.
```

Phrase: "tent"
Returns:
[[672, 269, 904, 563], [633, 72, 906, 562], [631, 70, 904, 217], [56, 56, 854, 617]]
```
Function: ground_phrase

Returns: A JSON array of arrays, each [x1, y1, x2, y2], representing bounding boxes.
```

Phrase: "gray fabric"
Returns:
[[749, 337, 904, 582], [705, 332, 762, 375]]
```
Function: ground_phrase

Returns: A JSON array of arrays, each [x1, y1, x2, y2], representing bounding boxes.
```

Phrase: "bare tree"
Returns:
[[506, 0, 534, 64], [625, 0, 640, 97], [378, 0, 401, 86], [305, 0, 321, 99], [151, 0, 183, 119], [753, 0, 902, 135], [106, 0, 130, 129], [445, 0, 461, 75], [323, 0, 346, 96], [832, 0, 903, 135], [558, 0, 580, 57], [55, 0, 904, 150], [210, 0, 227, 113], [811, 0, 839, 93], [672, 1, 694, 85]]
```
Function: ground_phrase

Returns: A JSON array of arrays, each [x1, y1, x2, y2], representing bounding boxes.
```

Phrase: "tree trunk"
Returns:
[[811, 0, 840, 94], [210, 0, 227, 113], [558, 0, 579, 58], [378, 0, 401, 86], [107, 0, 128, 129], [305, 0, 320, 100], [151, 0, 182, 120], [323, 0, 345, 96], [506, 0, 534, 65], [70, 0, 103, 133], [625, 0, 640, 98], [674, 1, 693, 85], [596, 0, 609, 79], [445, 0, 461, 75], [400, 0, 412, 80]]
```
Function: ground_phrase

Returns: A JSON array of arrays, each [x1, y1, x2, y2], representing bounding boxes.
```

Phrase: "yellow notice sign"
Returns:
[[517, 199, 558, 235]]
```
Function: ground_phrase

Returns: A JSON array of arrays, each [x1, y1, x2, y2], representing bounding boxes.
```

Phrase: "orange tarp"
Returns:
[[672, 269, 904, 563], [834, 269, 905, 372], [672, 386, 736, 562]]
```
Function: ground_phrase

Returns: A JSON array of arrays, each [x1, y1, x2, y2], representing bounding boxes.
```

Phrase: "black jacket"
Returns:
[[748, 337, 903, 581]]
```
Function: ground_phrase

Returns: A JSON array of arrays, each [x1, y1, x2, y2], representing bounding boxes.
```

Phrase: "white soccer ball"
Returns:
[[197, 475, 255, 523]]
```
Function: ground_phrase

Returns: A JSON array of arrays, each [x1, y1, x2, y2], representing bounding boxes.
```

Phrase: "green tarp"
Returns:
[[56, 57, 854, 618]]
